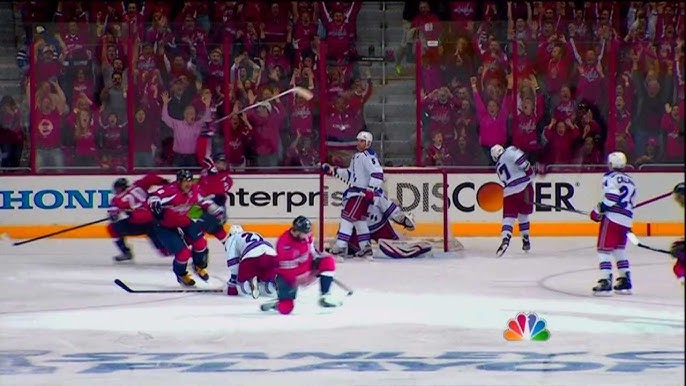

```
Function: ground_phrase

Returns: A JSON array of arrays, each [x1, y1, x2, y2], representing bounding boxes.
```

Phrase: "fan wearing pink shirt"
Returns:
[[289, 10, 318, 57], [543, 118, 580, 165], [34, 84, 68, 172], [605, 95, 632, 156], [471, 77, 509, 153], [161, 91, 212, 167], [99, 112, 127, 168], [512, 97, 542, 157], [72, 109, 98, 167], [552, 85, 576, 122], [423, 87, 458, 146], [319, 1, 356, 61], [570, 39, 606, 108], [290, 92, 315, 138]]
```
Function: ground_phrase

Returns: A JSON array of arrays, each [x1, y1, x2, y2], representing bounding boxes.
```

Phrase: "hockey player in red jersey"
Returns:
[[260, 216, 342, 314], [670, 182, 685, 285], [195, 131, 233, 242], [107, 174, 169, 261], [148, 170, 227, 286]]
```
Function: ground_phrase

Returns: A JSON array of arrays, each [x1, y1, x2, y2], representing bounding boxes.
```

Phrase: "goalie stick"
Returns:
[[114, 279, 224, 294], [626, 233, 672, 255]]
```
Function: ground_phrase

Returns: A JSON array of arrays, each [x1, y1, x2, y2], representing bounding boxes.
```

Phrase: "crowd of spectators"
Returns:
[[409, 1, 684, 168], [8, 0, 371, 172]]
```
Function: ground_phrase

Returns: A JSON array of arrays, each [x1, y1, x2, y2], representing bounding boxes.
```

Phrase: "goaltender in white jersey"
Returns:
[[224, 225, 277, 298], [322, 131, 384, 259], [490, 145, 535, 257]]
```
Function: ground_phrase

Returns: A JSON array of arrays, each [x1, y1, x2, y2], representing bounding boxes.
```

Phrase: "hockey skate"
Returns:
[[319, 293, 342, 308], [249, 277, 260, 299], [177, 272, 196, 287], [113, 251, 133, 262], [522, 235, 531, 252], [193, 265, 210, 282], [592, 278, 612, 296], [496, 235, 511, 257], [327, 244, 350, 262], [613, 275, 632, 295], [355, 244, 374, 261]]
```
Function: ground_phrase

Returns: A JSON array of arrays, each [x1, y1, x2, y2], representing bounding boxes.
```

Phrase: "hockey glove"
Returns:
[[226, 274, 239, 296], [207, 202, 227, 224], [671, 240, 685, 259], [589, 203, 604, 223], [321, 163, 335, 176], [150, 199, 164, 220], [107, 208, 120, 222]]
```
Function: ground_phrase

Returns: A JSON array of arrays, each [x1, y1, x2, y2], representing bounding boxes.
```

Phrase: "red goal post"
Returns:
[[318, 167, 462, 253]]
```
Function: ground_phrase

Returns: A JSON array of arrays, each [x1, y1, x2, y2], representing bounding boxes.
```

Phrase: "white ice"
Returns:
[[0, 236, 683, 386]]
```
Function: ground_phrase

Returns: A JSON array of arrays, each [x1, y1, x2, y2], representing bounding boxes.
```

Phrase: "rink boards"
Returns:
[[0, 172, 683, 238]]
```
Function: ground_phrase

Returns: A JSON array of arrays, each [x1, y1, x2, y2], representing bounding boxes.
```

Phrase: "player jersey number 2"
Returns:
[[497, 164, 511, 183], [122, 186, 148, 209], [618, 186, 637, 209], [241, 232, 273, 248]]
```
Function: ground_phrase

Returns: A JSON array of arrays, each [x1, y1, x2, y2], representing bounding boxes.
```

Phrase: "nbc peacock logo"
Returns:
[[503, 312, 551, 341]]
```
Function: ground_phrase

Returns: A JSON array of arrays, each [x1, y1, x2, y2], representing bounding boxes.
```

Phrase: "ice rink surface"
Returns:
[[0, 236, 683, 386]]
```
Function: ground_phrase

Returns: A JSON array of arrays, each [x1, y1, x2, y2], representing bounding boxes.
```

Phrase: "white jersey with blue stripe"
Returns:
[[495, 146, 532, 196], [335, 149, 384, 199], [225, 231, 276, 277], [601, 171, 636, 228]]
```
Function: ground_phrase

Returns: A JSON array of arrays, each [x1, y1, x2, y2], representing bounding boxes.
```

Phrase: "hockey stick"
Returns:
[[626, 233, 672, 255], [528, 201, 589, 215], [114, 279, 224, 294], [332, 277, 354, 296], [634, 191, 673, 209], [211, 86, 313, 126], [13, 217, 110, 246]]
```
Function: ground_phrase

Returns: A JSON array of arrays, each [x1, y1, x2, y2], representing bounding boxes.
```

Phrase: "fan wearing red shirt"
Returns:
[[512, 97, 542, 157], [662, 103, 685, 162], [260, 216, 342, 314], [107, 174, 170, 262], [543, 118, 580, 165], [319, 1, 356, 60], [425, 131, 452, 166]]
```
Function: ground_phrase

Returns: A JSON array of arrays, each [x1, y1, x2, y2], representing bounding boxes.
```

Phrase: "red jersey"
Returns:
[[109, 174, 168, 224], [150, 183, 210, 228], [275, 231, 318, 286]]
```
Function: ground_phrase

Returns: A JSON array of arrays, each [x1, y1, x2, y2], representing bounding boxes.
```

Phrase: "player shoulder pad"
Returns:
[[364, 149, 377, 158]]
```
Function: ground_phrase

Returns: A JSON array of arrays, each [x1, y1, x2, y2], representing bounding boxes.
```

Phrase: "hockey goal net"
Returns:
[[318, 167, 463, 254]]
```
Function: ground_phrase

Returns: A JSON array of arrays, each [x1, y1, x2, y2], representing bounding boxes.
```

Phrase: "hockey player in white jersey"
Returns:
[[589, 151, 636, 296], [322, 131, 383, 259], [225, 225, 277, 299], [490, 145, 534, 257]]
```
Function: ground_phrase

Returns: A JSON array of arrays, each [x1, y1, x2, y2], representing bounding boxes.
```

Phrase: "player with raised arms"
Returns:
[[224, 225, 277, 298], [490, 144, 534, 257], [261, 216, 342, 314], [322, 131, 382, 259], [669, 182, 684, 285], [107, 174, 170, 262], [589, 151, 636, 296], [148, 170, 226, 286]]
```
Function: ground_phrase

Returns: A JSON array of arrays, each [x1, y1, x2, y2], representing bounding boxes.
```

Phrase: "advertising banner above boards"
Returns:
[[0, 172, 683, 238]]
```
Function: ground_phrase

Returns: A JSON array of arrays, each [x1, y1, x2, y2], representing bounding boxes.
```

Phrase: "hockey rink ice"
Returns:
[[0, 236, 683, 386]]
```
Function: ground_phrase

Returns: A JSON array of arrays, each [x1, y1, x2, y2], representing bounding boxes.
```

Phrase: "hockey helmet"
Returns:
[[176, 169, 193, 181], [356, 131, 373, 149], [607, 151, 627, 170], [490, 144, 505, 162], [292, 215, 312, 234], [213, 153, 227, 162], [113, 177, 129, 192], [673, 182, 685, 207], [229, 224, 244, 236]]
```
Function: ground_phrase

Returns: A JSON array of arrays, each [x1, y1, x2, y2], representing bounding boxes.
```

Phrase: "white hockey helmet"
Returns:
[[607, 151, 627, 170], [356, 131, 373, 149], [490, 144, 505, 162], [229, 224, 244, 236]]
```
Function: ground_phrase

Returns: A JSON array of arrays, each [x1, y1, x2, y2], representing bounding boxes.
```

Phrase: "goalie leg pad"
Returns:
[[379, 239, 432, 259]]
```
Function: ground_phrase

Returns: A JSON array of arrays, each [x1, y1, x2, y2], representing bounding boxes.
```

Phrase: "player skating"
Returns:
[[224, 225, 277, 298], [490, 145, 534, 257], [261, 216, 342, 314], [322, 131, 383, 259], [148, 170, 227, 286], [669, 182, 685, 285], [589, 152, 636, 296], [334, 199, 429, 260], [107, 174, 170, 262]]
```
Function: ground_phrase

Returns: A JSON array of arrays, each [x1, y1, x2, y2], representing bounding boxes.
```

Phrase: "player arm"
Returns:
[[600, 179, 622, 211], [365, 154, 384, 190], [514, 151, 533, 177], [333, 165, 353, 184], [136, 173, 169, 190], [225, 238, 240, 279]]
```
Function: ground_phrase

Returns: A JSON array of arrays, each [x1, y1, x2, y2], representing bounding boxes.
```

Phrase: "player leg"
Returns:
[[107, 220, 134, 262], [198, 211, 229, 244], [376, 193, 415, 230], [592, 217, 615, 296], [497, 195, 517, 257], [611, 225, 632, 295], [313, 255, 342, 307], [182, 222, 210, 282], [261, 275, 298, 314], [330, 195, 372, 259], [236, 257, 261, 299], [518, 184, 534, 252], [154, 224, 196, 286], [255, 254, 277, 297], [671, 240, 685, 285]]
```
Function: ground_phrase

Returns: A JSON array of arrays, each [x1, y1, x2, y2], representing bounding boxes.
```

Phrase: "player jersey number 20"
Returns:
[[122, 186, 148, 209]]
